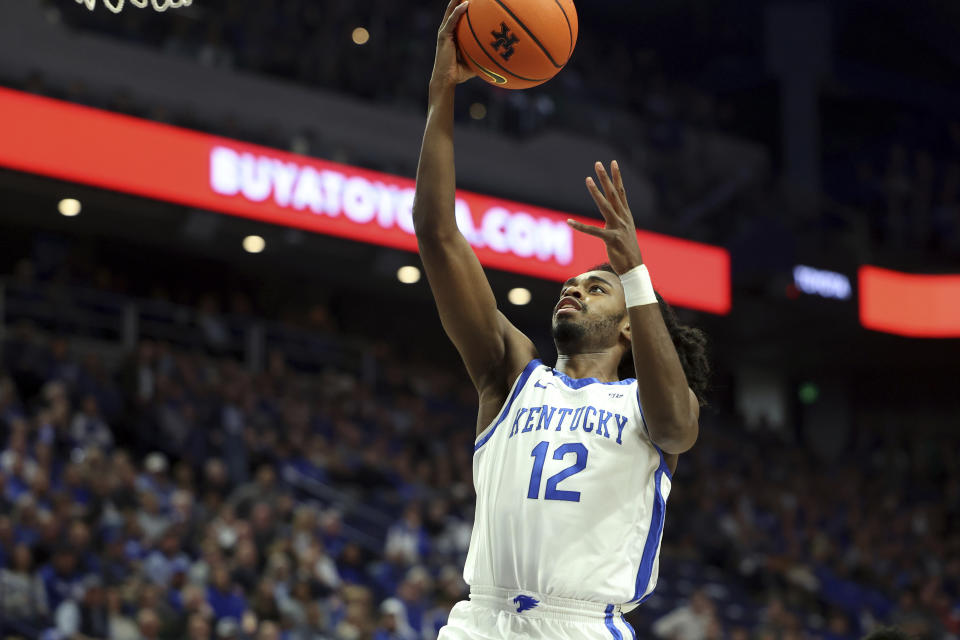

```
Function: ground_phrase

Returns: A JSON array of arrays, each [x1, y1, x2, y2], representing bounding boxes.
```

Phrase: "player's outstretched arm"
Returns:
[[569, 161, 699, 454], [413, 0, 535, 393]]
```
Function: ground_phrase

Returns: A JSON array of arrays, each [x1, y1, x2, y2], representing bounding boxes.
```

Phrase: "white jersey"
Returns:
[[463, 358, 672, 608]]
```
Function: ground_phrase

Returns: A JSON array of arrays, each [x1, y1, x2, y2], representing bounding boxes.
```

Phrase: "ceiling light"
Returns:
[[58, 198, 81, 217], [352, 27, 370, 45], [397, 266, 421, 284], [243, 235, 265, 253], [508, 287, 531, 305]]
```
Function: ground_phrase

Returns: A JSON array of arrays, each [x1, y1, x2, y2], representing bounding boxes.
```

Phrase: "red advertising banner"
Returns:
[[0, 87, 730, 313], [859, 266, 960, 338]]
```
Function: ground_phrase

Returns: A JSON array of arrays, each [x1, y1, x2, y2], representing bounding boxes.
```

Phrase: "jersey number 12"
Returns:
[[527, 441, 588, 502]]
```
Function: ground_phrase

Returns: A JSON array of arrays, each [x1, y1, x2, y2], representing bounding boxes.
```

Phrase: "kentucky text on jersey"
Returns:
[[507, 404, 629, 444]]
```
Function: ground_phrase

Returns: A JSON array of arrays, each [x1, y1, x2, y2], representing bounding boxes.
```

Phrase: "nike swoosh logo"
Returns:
[[534, 380, 549, 389], [460, 47, 507, 85]]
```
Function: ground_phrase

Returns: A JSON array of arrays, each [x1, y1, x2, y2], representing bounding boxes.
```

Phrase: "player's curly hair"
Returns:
[[593, 263, 710, 406]]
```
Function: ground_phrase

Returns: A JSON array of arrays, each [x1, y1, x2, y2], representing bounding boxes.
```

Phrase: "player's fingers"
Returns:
[[595, 162, 626, 215], [585, 177, 617, 224], [611, 160, 630, 211], [441, 0, 468, 33], [441, 0, 460, 23], [441, 2, 468, 35], [566, 219, 611, 239]]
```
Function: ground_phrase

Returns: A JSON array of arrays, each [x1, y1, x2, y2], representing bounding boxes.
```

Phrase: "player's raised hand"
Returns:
[[430, 0, 475, 93], [567, 161, 645, 275]]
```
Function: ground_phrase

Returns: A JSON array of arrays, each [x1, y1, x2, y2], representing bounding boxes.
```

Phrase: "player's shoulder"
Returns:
[[475, 312, 538, 418], [496, 310, 539, 383]]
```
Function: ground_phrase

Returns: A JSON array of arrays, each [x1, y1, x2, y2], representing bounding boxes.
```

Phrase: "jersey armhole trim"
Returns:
[[635, 386, 648, 437], [473, 358, 542, 451], [638, 387, 675, 481]]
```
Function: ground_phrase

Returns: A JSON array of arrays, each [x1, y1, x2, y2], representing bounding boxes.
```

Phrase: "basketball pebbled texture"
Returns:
[[456, 0, 578, 89]]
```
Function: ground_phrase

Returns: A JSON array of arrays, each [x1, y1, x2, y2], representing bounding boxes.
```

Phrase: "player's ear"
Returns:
[[620, 318, 631, 344]]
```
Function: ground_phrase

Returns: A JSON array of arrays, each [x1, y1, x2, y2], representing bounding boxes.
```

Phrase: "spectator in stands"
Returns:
[[70, 394, 114, 451], [138, 451, 173, 501], [137, 607, 163, 640], [652, 589, 717, 640], [143, 527, 191, 588], [277, 577, 315, 628], [215, 616, 241, 640], [137, 489, 171, 544], [206, 565, 247, 622], [257, 620, 282, 640], [421, 566, 466, 638], [0, 542, 48, 623], [229, 538, 260, 593], [39, 545, 86, 613], [384, 503, 430, 566], [336, 541, 370, 587], [163, 583, 212, 639], [1, 419, 37, 485], [319, 509, 348, 559], [889, 589, 942, 639], [201, 457, 231, 511], [105, 586, 140, 640], [249, 501, 279, 551], [227, 463, 282, 517], [248, 577, 281, 624], [301, 539, 341, 595], [394, 566, 431, 637], [333, 584, 376, 639], [186, 612, 212, 640], [289, 600, 330, 640], [374, 597, 418, 640], [54, 575, 110, 639], [67, 519, 100, 576]]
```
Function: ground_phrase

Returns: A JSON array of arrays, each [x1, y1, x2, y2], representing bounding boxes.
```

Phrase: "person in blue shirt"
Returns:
[[39, 546, 85, 613], [205, 565, 246, 621]]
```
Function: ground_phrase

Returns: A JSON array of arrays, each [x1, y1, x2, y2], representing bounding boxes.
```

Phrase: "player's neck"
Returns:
[[553, 351, 621, 382]]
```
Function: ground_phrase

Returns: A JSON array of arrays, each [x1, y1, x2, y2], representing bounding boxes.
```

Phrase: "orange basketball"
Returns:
[[456, 0, 578, 90]]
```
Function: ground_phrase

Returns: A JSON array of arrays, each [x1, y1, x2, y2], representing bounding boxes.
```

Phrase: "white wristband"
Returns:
[[620, 264, 657, 307]]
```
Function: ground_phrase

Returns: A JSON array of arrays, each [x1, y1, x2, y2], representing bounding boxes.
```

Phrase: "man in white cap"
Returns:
[[375, 598, 418, 640]]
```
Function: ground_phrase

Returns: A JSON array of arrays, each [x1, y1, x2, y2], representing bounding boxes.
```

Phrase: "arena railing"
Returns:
[[0, 279, 369, 376], [280, 463, 391, 553]]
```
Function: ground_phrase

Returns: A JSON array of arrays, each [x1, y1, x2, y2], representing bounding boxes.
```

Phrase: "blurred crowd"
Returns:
[[654, 410, 960, 640], [0, 261, 958, 640], [1, 324, 477, 640]]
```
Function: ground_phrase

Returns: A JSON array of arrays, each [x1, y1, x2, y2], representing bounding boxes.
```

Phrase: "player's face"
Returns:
[[551, 270, 628, 352]]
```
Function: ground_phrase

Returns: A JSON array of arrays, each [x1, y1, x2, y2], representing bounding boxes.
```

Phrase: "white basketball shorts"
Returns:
[[437, 587, 637, 640]]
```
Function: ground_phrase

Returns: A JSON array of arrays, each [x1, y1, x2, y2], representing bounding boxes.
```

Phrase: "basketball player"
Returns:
[[413, 1, 709, 638]]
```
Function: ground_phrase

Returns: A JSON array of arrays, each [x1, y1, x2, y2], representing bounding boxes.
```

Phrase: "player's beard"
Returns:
[[552, 308, 626, 354]]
